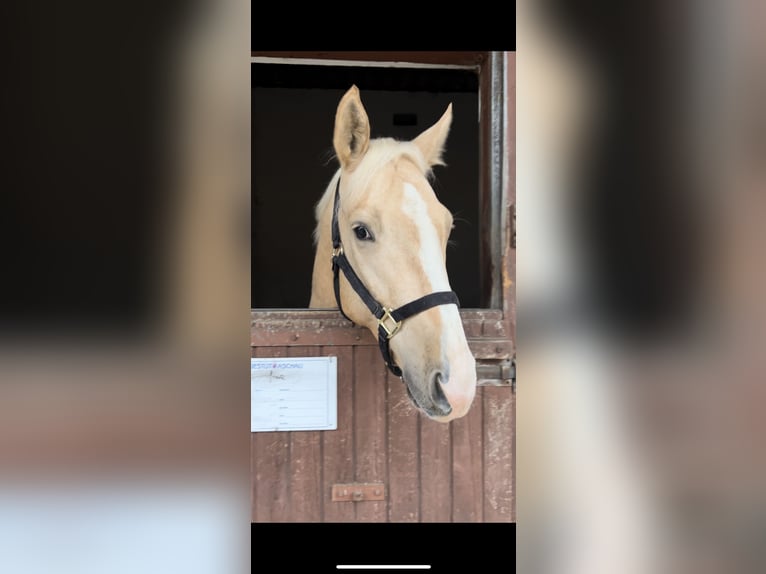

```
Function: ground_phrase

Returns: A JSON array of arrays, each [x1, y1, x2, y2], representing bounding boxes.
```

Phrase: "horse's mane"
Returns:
[[313, 138, 431, 245]]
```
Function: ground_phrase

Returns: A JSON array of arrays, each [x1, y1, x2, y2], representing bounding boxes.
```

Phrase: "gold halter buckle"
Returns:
[[378, 308, 401, 339], [332, 245, 344, 258]]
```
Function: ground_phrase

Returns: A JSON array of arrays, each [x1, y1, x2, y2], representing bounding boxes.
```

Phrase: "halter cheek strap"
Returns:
[[330, 177, 460, 377]]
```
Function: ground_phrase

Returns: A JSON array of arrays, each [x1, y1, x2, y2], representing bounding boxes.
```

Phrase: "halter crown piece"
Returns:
[[330, 177, 460, 377]]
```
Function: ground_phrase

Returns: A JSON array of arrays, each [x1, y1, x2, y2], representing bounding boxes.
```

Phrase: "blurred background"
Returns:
[[517, 1, 766, 573], [0, 1, 250, 572], [1, 0, 765, 571]]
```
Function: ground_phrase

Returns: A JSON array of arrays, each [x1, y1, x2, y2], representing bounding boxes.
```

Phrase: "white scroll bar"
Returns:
[[336, 567, 431, 570]]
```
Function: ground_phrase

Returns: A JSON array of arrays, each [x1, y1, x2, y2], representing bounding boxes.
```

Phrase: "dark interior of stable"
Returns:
[[251, 63, 481, 309]]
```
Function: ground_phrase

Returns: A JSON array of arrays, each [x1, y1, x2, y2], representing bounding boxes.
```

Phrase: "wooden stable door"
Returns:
[[251, 311, 514, 523]]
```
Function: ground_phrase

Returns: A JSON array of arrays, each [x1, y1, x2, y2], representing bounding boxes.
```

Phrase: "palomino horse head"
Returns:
[[310, 86, 476, 422]]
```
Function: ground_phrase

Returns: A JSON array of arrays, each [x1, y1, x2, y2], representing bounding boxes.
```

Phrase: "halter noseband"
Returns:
[[330, 177, 460, 377]]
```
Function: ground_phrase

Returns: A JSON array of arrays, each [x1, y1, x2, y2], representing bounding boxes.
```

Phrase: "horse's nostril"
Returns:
[[431, 371, 452, 415], [433, 370, 450, 387]]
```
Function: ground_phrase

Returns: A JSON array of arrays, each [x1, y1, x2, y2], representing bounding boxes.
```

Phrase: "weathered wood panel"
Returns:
[[451, 387, 485, 522], [251, 343, 513, 523], [250, 309, 508, 355], [321, 345, 355, 522], [386, 372, 420, 522], [353, 346, 388, 522], [483, 386, 515, 522], [286, 346, 322, 522], [419, 410, 453, 522]]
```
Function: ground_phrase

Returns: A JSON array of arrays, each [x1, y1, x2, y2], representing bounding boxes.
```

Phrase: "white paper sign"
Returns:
[[251, 356, 337, 432]]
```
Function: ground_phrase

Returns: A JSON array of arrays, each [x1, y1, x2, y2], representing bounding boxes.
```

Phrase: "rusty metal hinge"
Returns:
[[331, 483, 386, 502]]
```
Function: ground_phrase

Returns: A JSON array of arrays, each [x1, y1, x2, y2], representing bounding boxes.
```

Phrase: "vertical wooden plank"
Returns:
[[353, 346, 388, 522], [251, 346, 290, 522], [451, 386, 484, 522], [419, 412, 453, 522], [286, 346, 322, 522], [322, 345, 355, 522], [386, 373, 420, 522], [482, 386, 514, 522]]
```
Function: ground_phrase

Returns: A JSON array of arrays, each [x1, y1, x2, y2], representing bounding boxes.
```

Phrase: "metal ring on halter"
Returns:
[[377, 308, 401, 339]]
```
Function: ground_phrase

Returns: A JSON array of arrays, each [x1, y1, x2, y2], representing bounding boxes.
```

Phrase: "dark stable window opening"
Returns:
[[252, 63, 483, 309]]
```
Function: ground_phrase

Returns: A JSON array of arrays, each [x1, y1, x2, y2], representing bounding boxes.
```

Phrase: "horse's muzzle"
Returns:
[[404, 370, 453, 419]]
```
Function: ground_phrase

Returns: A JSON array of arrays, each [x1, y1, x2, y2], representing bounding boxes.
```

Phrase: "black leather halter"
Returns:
[[330, 177, 460, 377]]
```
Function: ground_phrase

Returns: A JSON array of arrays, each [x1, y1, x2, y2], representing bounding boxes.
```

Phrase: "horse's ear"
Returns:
[[333, 85, 370, 171], [413, 104, 452, 167]]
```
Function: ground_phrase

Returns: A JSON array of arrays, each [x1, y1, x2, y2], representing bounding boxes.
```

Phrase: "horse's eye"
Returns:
[[353, 225, 374, 241]]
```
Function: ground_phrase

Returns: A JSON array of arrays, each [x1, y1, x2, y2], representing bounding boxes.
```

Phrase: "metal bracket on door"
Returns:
[[331, 483, 386, 502], [476, 357, 516, 387]]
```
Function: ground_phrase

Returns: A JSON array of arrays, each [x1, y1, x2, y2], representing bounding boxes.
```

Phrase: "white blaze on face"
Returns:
[[401, 183, 476, 419], [401, 183, 451, 292]]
